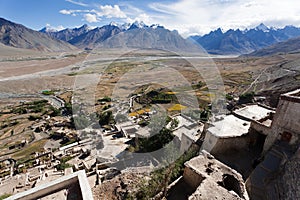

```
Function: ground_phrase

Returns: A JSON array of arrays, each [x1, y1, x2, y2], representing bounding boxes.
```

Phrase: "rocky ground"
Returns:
[[92, 172, 147, 200]]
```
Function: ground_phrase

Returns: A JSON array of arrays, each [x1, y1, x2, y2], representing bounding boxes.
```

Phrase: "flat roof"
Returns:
[[281, 88, 300, 103], [233, 105, 274, 121], [173, 125, 200, 142], [173, 126, 191, 140], [284, 88, 300, 97], [167, 114, 196, 129], [59, 142, 79, 151], [208, 115, 250, 138], [6, 170, 93, 200]]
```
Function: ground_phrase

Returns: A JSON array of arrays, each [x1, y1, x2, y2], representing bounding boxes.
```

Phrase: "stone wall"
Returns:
[[250, 121, 271, 136], [263, 94, 300, 152], [180, 133, 194, 153], [183, 166, 205, 190], [212, 136, 249, 155], [277, 149, 300, 200], [182, 151, 249, 200]]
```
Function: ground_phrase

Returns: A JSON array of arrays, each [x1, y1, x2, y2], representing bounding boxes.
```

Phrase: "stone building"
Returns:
[[166, 150, 249, 200], [246, 89, 300, 200], [250, 89, 300, 153], [200, 103, 277, 177], [202, 104, 274, 156], [201, 114, 251, 155], [169, 114, 204, 153], [6, 170, 93, 200]]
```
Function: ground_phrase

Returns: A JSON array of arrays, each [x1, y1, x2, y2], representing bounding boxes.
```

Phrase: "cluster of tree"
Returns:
[[185, 109, 210, 121], [28, 115, 42, 121], [11, 99, 61, 118], [226, 93, 234, 100], [27, 100, 48, 113], [98, 96, 112, 102], [41, 90, 54, 95], [151, 91, 174, 104], [170, 118, 179, 129], [13, 100, 48, 114], [138, 90, 177, 104], [128, 144, 200, 199], [67, 100, 114, 130], [98, 111, 114, 126], [64, 102, 72, 115], [135, 128, 174, 153], [239, 91, 255, 104], [56, 156, 73, 171]]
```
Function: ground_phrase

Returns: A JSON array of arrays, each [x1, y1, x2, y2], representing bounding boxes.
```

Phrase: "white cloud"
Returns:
[[148, 0, 300, 36], [60, 4, 128, 23], [97, 5, 127, 19], [84, 13, 99, 23], [65, 0, 88, 7], [59, 9, 74, 15], [58, 0, 300, 37], [127, 13, 151, 24], [59, 9, 94, 18]]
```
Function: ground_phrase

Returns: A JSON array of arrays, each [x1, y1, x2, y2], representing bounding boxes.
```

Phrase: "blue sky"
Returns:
[[1, 0, 300, 36]]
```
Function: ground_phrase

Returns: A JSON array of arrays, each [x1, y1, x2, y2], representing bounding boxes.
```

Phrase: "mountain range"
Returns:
[[97, 25, 201, 52], [1, 17, 300, 56], [0, 18, 200, 53], [40, 24, 92, 43], [189, 23, 300, 55], [246, 36, 300, 57], [0, 18, 77, 52], [40, 21, 199, 52]]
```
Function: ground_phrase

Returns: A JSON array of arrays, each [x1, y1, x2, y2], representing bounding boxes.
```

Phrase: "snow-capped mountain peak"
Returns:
[[127, 21, 149, 30], [40, 24, 65, 33], [150, 24, 164, 29], [119, 23, 131, 30], [132, 21, 147, 28], [109, 22, 119, 27], [255, 23, 269, 32]]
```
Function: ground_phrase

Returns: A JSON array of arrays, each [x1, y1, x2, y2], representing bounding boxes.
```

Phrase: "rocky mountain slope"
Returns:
[[68, 25, 122, 49], [98, 26, 202, 52], [246, 36, 300, 57], [40, 21, 201, 52], [190, 24, 300, 55], [40, 24, 91, 42], [0, 18, 77, 52]]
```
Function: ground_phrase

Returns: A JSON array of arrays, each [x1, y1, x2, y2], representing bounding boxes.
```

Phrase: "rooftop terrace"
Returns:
[[233, 105, 274, 122], [208, 115, 250, 138]]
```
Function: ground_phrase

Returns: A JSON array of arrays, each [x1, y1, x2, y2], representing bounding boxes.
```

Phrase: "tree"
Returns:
[[239, 91, 255, 104], [98, 96, 112, 102], [161, 142, 181, 197], [170, 118, 179, 129], [137, 128, 173, 153], [226, 94, 234, 100], [98, 111, 113, 126], [132, 144, 199, 199]]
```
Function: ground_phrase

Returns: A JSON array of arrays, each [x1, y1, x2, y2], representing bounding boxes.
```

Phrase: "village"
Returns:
[[0, 86, 298, 200]]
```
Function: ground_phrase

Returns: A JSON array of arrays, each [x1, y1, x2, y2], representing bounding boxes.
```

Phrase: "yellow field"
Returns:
[[167, 104, 187, 111]]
